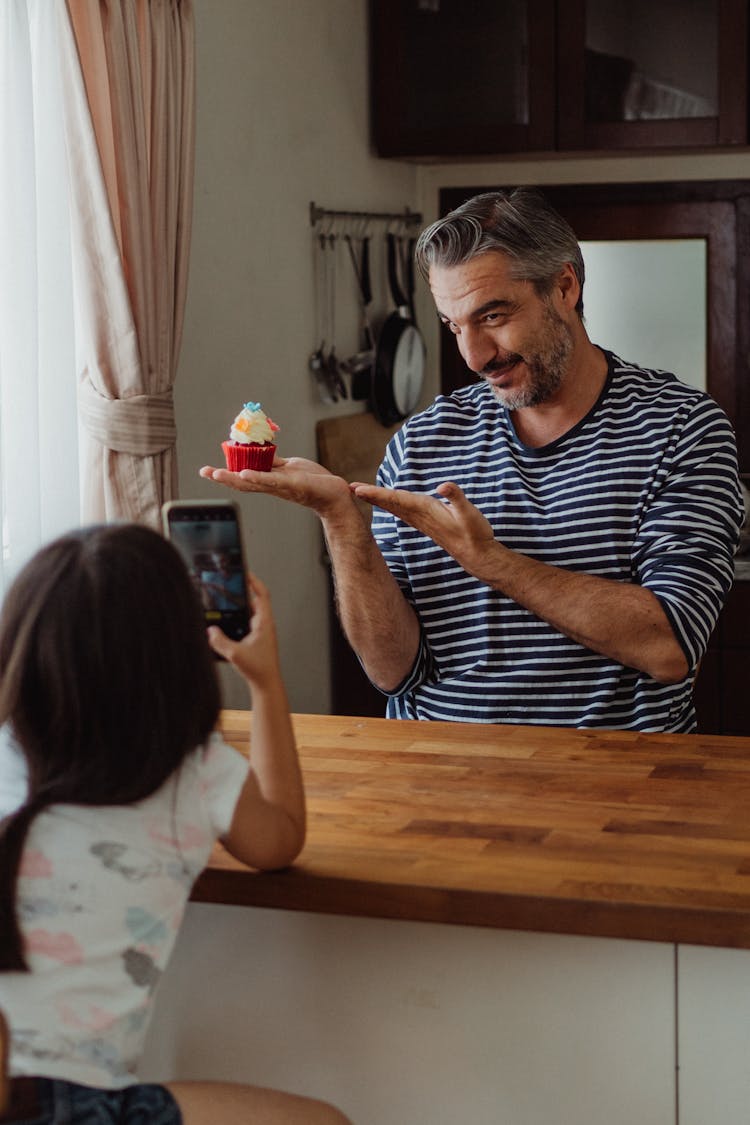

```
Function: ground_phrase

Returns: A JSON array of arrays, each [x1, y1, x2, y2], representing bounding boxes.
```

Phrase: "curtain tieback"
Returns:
[[79, 376, 177, 456]]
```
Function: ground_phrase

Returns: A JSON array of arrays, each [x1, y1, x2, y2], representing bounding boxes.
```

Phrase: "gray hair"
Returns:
[[415, 188, 585, 316]]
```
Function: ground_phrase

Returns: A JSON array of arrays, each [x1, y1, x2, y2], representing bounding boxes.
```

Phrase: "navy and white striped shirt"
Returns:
[[371, 351, 743, 731]]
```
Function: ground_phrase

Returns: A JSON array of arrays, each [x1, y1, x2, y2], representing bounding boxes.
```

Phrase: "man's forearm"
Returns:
[[349, 480, 691, 685], [470, 539, 689, 683], [322, 508, 421, 693]]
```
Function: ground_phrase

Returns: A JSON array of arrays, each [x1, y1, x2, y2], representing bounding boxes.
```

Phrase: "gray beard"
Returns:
[[487, 307, 574, 410]]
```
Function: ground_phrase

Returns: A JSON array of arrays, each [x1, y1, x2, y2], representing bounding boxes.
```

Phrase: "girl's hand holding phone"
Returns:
[[207, 573, 280, 688]]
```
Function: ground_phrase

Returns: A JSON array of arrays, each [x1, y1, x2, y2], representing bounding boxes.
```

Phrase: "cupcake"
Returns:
[[221, 401, 279, 472]]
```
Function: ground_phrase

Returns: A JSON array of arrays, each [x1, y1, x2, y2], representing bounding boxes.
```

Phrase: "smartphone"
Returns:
[[162, 500, 251, 643]]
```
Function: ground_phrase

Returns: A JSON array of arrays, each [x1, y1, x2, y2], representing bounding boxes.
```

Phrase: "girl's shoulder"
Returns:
[[176, 731, 250, 834]]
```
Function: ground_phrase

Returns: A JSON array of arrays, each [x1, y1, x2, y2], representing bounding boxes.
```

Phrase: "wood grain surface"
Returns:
[[191, 711, 750, 949]]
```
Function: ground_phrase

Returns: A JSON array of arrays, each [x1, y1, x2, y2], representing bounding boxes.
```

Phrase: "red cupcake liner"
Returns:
[[222, 440, 276, 472]]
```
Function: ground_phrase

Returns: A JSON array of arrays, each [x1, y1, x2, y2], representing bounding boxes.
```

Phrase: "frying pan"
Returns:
[[371, 232, 425, 426]]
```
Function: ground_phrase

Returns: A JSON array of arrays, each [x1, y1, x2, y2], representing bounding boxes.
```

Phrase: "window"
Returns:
[[0, 0, 81, 597]]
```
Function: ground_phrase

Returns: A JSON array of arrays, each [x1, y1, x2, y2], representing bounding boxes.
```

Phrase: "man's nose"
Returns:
[[458, 327, 495, 374]]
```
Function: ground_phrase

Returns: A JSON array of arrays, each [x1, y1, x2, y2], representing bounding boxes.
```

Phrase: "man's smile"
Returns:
[[479, 354, 524, 383]]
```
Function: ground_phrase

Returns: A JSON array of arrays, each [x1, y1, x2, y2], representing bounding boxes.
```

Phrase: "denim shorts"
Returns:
[[0, 1077, 182, 1124]]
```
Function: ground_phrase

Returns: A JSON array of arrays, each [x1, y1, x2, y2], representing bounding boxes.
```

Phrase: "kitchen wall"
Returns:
[[180, 0, 750, 712], [180, 1, 417, 710]]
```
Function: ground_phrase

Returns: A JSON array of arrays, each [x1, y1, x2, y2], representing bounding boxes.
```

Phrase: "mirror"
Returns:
[[580, 237, 707, 391]]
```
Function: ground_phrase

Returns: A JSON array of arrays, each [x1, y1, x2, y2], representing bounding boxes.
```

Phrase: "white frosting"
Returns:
[[229, 403, 276, 445]]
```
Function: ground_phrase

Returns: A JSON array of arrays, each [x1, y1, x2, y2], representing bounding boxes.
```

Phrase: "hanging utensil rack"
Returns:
[[307, 202, 424, 406], [310, 202, 422, 231]]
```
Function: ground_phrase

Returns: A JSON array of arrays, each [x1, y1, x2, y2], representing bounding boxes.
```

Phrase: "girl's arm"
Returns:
[[208, 575, 306, 870]]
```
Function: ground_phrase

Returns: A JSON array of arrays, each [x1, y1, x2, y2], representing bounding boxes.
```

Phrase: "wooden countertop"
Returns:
[[191, 711, 750, 949]]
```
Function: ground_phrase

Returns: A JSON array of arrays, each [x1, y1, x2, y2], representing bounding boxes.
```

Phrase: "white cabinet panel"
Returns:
[[141, 904, 675, 1125], [678, 944, 750, 1125]]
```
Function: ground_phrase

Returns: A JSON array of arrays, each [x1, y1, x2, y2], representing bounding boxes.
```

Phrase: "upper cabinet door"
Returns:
[[369, 0, 748, 157], [557, 0, 748, 150], [369, 0, 556, 158]]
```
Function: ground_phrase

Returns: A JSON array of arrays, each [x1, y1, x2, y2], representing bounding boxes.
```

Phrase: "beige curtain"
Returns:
[[58, 0, 195, 527]]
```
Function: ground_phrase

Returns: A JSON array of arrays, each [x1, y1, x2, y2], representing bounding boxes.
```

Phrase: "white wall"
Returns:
[[177, 1, 417, 711], [178, 2, 750, 712]]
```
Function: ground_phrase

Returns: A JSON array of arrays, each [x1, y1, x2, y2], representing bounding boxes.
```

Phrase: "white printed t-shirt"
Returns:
[[0, 727, 249, 1088]]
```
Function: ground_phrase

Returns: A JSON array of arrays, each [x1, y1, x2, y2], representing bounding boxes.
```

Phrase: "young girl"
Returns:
[[0, 524, 350, 1125]]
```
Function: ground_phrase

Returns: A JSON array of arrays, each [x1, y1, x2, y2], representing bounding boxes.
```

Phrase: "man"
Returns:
[[201, 188, 743, 730], [199, 549, 246, 612]]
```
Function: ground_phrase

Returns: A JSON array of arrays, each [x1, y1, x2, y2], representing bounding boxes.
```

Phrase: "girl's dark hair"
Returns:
[[0, 523, 222, 970], [414, 187, 586, 316]]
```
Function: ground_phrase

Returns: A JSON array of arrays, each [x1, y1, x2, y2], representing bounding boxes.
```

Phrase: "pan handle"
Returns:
[[405, 237, 417, 325], [345, 235, 375, 352], [361, 237, 372, 306], [387, 232, 409, 313]]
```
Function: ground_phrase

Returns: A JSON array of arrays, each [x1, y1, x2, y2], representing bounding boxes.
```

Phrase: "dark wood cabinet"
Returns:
[[369, 0, 555, 157], [328, 597, 386, 717], [695, 580, 750, 734], [557, 0, 748, 151], [370, 0, 748, 158]]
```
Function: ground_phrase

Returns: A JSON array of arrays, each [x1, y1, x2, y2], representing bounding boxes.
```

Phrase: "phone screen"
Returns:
[[162, 501, 251, 643]]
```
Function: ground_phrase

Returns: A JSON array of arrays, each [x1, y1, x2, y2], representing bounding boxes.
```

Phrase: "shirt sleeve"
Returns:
[[633, 396, 743, 671], [197, 731, 251, 838]]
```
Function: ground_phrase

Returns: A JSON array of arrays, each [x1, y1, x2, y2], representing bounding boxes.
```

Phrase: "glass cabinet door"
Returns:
[[370, 0, 556, 157], [557, 0, 747, 148]]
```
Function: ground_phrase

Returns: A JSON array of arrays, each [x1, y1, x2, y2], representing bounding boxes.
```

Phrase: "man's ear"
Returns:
[[555, 263, 580, 311]]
